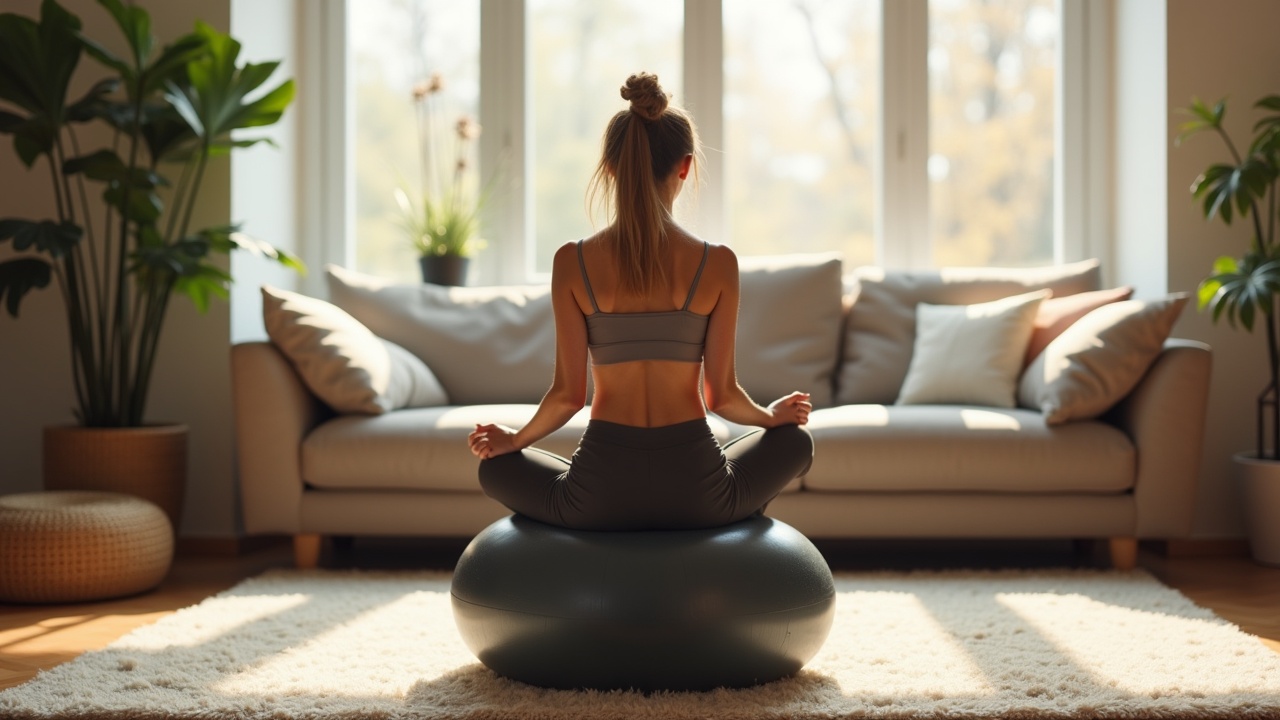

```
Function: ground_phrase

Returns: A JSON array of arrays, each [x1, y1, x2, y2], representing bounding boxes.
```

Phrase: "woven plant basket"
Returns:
[[0, 491, 173, 604], [43, 424, 188, 531]]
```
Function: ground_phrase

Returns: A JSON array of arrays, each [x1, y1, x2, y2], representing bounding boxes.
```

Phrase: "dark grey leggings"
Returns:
[[478, 418, 813, 531]]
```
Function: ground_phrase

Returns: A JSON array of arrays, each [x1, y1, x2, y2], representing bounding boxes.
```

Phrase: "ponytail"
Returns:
[[587, 72, 699, 295]]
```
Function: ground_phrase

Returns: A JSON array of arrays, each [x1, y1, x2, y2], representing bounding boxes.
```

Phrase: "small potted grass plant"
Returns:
[[396, 73, 487, 286]]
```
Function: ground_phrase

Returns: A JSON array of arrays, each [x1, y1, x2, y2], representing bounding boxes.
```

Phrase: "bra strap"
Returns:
[[576, 239, 600, 313], [682, 241, 710, 311]]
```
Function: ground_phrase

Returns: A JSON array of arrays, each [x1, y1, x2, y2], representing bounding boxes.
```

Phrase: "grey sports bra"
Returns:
[[577, 239, 711, 365]]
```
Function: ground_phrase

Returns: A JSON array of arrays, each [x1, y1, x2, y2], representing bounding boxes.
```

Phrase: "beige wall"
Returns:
[[1165, 0, 1280, 536]]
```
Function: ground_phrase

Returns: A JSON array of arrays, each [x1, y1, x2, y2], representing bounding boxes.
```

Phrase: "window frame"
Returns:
[[313, 0, 1110, 285]]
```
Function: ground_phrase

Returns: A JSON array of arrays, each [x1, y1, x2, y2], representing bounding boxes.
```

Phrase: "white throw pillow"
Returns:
[[1018, 294, 1188, 424], [896, 290, 1050, 408], [261, 285, 449, 414]]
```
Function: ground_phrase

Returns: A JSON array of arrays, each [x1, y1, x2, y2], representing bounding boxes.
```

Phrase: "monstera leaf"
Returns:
[[0, 0, 82, 166], [1198, 253, 1280, 332], [163, 21, 294, 159], [0, 258, 53, 317]]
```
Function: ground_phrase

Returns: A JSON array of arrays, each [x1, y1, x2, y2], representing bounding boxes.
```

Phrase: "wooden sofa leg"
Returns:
[[294, 534, 322, 569], [1109, 537, 1138, 570]]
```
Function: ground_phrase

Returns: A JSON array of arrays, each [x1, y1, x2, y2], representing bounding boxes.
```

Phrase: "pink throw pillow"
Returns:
[[1023, 286, 1135, 368]]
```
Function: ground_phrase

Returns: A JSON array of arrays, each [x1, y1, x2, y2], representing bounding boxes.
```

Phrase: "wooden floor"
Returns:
[[2, 538, 1278, 691]]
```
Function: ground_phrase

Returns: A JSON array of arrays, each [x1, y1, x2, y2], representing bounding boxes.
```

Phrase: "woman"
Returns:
[[467, 72, 813, 531]]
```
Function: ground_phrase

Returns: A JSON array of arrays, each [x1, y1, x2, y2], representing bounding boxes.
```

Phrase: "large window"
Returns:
[[928, 0, 1057, 267], [351, 0, 480, 281], [724, 1, 879, 264], [335, 0, 1080, 284]]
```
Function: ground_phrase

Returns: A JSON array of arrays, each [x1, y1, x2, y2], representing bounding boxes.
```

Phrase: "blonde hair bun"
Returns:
[[620, 72, 669, 121]]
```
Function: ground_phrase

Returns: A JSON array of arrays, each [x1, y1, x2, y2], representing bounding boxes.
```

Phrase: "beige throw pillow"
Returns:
[[1023, 286, 1135, 367], [838, 259, 1102, 405], [262, 286, 448, 414], [897, 290, 1049, 408], [1017, 294, 1189, 424]]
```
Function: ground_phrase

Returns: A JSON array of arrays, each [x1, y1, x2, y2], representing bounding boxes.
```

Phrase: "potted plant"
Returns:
[[0, 0, 302, 529], [395, 73, 486, 286], [1179, 94, 1280, 565]]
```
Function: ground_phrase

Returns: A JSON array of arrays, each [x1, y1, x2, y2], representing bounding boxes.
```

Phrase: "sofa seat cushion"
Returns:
[[803, 405, 1134, 493], [302, 407, 800, 493]]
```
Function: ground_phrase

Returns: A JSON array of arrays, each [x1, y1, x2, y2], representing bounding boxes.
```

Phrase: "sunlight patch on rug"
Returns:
[[3, 569, 1279, 719], [821, 591, 994, 699], [998, 590, 1269, 698], [112, 594, 310, 651]]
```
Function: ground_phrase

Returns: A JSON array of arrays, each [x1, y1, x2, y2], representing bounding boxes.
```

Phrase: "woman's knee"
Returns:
[[768, 424, 814, 476], [477, 453, 518, 498], [768, 423, 814, 455]]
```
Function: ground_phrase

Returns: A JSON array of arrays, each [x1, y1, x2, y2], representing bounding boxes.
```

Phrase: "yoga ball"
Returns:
[[451, 515, 835, 691]]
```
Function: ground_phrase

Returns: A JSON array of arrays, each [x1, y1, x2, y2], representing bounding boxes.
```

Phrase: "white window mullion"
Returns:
[[1055, 0, 1081, 267], [301, 0, 352, 297], [878, 0, 930, 269], [683, 0, 724, 245], [479, 0, 530, 285], [1083, 0, 1113, 277], [1057, 0, 1112, 272]]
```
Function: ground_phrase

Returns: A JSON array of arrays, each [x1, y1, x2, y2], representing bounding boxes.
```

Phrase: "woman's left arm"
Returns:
[[469, 243, 589, 459]]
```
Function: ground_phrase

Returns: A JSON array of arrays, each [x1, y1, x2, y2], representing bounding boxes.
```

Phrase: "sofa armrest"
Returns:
[[231, 341, 331, 534], [1106, 338, 1212, 537]]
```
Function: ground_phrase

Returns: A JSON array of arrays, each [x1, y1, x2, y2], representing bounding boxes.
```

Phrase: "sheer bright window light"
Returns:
[[723, 0, 879, 265], [928, 0, 1058, 268], [351, 0, 480, 282]]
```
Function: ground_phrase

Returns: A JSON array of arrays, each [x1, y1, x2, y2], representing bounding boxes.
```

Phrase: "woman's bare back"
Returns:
[[573, 230, 726, 427]]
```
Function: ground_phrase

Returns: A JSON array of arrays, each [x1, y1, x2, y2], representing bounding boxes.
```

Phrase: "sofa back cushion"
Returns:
[[327, 265, 555, 404], [836, 259, 1102, 405], [736, 253, 844, 409]]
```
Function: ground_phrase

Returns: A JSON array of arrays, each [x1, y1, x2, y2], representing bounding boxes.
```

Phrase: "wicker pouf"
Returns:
[[0, 492, 173, 604]]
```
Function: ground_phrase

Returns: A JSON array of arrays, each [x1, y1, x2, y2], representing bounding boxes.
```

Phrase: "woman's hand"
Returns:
[[767, 391, 812, 427], [468, 423, 519, 459]]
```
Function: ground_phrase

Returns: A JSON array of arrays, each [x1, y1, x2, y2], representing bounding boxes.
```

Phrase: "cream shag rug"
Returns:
[[3, 569, 1279, 719]]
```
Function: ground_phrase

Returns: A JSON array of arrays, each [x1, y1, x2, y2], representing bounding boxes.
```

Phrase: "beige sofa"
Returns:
[[231, 256, 1211, 570]]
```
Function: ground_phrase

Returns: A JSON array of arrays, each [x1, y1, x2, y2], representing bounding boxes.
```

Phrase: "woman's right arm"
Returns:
[[468, 242, 589, 458], [701, 246, 811, 428]]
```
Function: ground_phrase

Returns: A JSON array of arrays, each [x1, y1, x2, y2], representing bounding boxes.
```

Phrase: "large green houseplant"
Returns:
[[1179, 94, 1280, 565], [0, 0, 301, 525]]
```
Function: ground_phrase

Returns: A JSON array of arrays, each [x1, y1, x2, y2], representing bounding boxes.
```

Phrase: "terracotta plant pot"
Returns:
[[43, 424, 188, 531], [419, 255, 470, 286]]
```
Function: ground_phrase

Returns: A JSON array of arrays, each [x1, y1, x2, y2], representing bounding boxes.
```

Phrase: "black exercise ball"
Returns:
[[451, 514, 835, 692]]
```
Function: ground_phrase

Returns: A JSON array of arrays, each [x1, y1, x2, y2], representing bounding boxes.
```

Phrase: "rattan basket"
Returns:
[[0, 491, 174, 604]]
